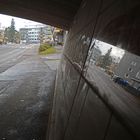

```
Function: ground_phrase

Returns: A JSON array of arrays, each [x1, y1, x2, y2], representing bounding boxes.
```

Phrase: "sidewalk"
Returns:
[[41, 53, 62, 71]]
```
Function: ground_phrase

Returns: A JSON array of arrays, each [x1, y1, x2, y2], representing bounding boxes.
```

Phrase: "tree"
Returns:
[[4, 27, 10, 42], [9, 18, 16, 42], [0, 30, 4, 44], [100, 47, 112, 68], [4, 18, 16, 43], [15, 31, 20, 43]]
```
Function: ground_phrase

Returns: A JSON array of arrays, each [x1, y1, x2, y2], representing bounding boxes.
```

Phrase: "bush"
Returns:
[[39, 43, 52, 52], [39, 47, 56, 55], [39, 43, 56, 55]]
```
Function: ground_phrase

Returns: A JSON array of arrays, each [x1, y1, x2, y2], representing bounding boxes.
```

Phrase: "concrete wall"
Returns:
[[48, 0, 140, 140]]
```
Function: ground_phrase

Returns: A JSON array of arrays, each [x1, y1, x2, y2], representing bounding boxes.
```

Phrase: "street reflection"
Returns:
[[85, 39, 140, 96]]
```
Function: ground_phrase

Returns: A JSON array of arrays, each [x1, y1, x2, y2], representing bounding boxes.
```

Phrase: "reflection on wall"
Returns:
[[86, 39, 125, 75], [49, 1, 140, 140], [85, 39, 140, 96], [115, 52, 140, 89]]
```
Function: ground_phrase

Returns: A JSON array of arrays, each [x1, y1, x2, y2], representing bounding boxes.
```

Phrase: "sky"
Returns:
[[95, 40, 125, 59], [0, 14, 42, 31]]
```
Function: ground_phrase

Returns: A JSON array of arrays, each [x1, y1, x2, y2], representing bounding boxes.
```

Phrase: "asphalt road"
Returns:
[[0, 44, 56, 140]]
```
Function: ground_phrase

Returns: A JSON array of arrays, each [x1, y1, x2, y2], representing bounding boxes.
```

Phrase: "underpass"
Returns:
[[0, 0, 140, 140], [0, 44, 55, 139]]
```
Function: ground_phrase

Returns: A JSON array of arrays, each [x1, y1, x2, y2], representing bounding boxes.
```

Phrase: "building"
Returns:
[[19, 24, 53, 44], [115, 52, 140, 88]]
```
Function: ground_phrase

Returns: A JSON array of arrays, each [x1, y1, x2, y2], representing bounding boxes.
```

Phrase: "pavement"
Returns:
[[0, 44, 57, 140], [41, 53, 62, 71]]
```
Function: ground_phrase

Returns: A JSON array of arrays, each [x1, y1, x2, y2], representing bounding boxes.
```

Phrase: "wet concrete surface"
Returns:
[[0, 44, 56, 140]]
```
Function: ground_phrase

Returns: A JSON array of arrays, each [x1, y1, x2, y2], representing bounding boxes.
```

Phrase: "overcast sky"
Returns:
[[96, 40, 125, 59], [0, 14, 42, 31], [93, 40, 125, 58]]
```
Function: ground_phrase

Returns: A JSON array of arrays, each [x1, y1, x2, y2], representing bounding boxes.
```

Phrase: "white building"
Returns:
[[20, 24, 53, 43]]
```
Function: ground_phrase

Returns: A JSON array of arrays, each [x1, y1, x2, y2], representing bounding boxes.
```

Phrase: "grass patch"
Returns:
[[39, 43, 52, 52], [39, 46, 56, 55], [39, 43, 56, 55]]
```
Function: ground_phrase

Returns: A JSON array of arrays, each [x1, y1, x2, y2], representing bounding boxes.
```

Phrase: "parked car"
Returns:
[[113, 76, 129, 86]]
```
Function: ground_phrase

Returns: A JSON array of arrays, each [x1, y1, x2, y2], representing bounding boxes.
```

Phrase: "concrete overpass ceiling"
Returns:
[[0, 0, 82, 30]]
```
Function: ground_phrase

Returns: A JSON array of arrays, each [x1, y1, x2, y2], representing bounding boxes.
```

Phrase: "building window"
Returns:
[[128, 67, 133, 72], [125, 73, 129, 78]]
